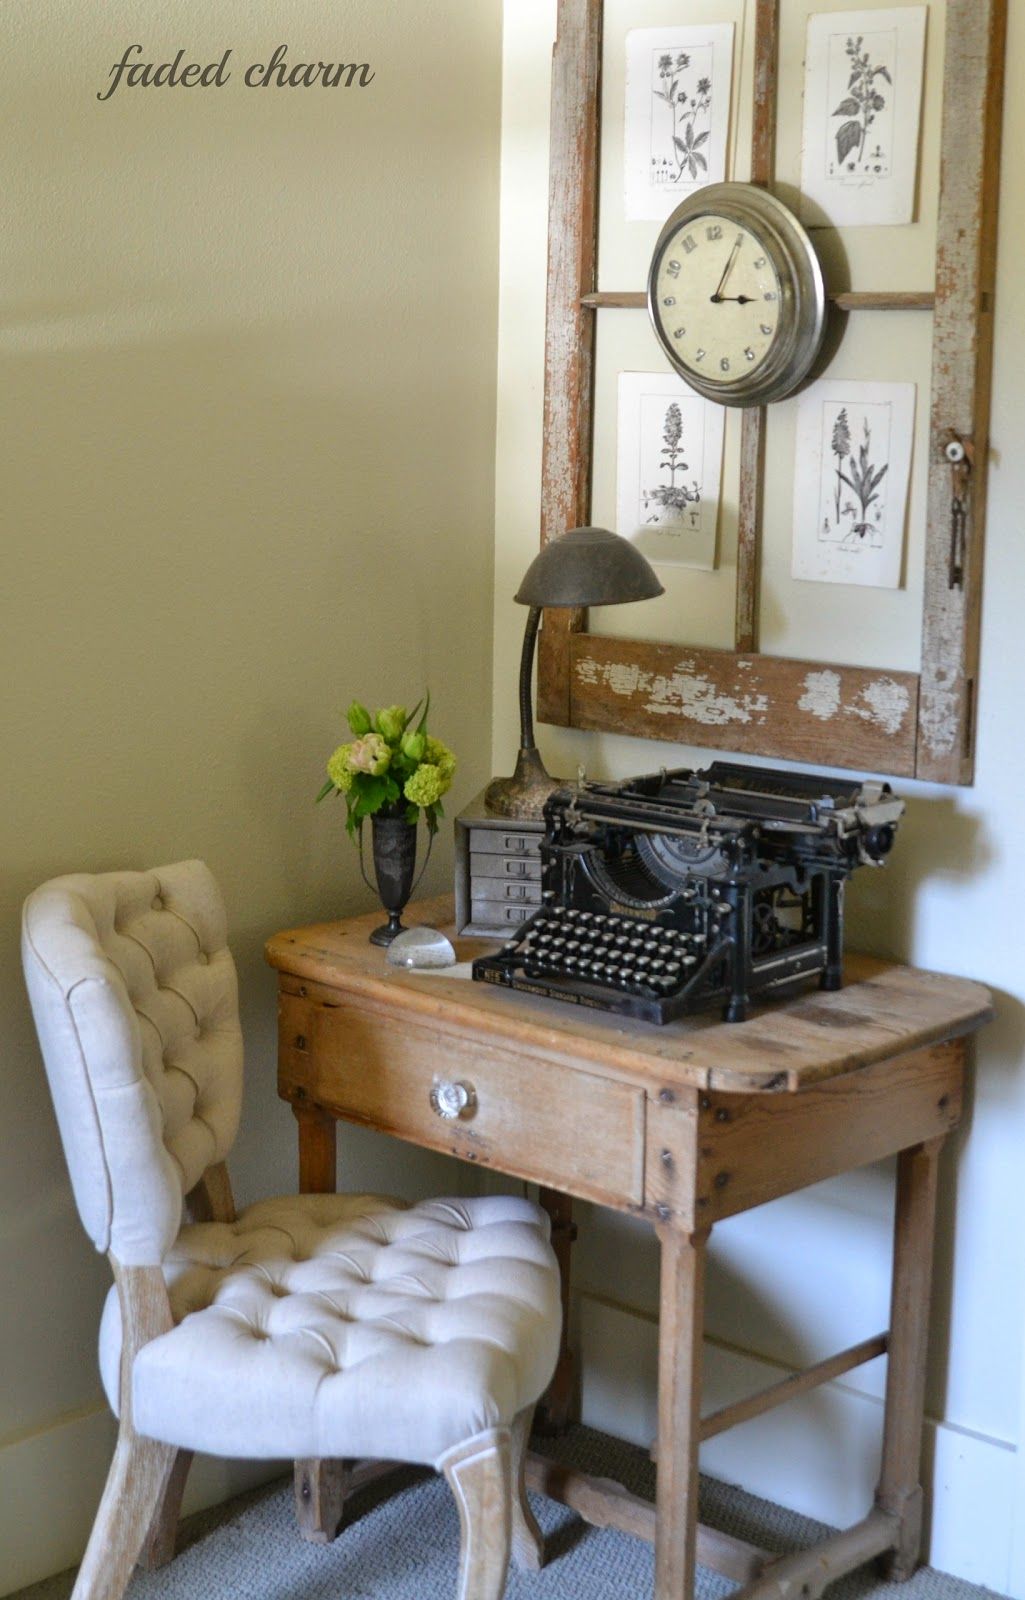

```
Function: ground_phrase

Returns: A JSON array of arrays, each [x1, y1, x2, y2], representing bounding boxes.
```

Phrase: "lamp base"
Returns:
[[484, 748, 566, 820]]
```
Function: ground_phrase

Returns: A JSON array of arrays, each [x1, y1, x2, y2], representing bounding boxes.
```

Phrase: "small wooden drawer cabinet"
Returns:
[[453, 788, 545, 937]]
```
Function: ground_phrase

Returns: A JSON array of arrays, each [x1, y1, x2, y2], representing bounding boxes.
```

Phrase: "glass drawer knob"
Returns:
[[430, 1080, 477, 1121]]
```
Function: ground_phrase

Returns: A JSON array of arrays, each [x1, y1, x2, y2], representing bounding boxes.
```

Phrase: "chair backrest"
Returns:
[[21, 861, 243, 1266]]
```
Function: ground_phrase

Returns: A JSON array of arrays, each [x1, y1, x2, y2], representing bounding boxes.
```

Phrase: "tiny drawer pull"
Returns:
[[430, 1079, 478, 1122]]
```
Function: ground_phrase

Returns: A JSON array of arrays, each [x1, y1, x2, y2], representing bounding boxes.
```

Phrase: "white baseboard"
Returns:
[[0, 1403, 282, 1597], [580, 1293, 1018, 1597]]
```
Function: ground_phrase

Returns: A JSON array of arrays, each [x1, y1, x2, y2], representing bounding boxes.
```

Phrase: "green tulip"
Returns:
[[401, 730, 426, 763], [347, 701, 372, 736], [375, 705, 407, 743]]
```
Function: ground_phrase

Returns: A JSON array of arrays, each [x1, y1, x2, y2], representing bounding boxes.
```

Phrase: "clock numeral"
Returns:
[[720, 357, 731, 373], [663, 296, 677, 307], [666, 259, 681, 278], [760, 323, 773, 336], [753, 256, 767, 268], [673, 327, 686, 339], [764, 291, 778, 302], [745, 347, 756, 362], [683, 235, 698, 255], [695, 348, 707, 362], [706, 224, 723, 241]]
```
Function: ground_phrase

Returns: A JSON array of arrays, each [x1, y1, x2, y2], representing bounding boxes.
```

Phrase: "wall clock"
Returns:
[[647, 182, 828, 407]]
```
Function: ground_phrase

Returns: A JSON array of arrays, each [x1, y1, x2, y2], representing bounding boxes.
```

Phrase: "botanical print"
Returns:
[[792, 381, 916, 589], [831, 33, 893, 174], [625, 26, 734, 223], [617, 373, 725, 570], [650, 48, 714, 188], [800, 8, 926, 228]]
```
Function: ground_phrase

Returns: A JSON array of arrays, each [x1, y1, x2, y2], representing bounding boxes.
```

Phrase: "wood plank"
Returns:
[[736, 408, 765, 653], [698, 1334, 888, 1442], [266, 901, 993, 1099], [654, 1223, 709, 1598], [749, 0, 780, 187], [568, 633, 920, 775], [536, 0, 602, 729], [875, 1139, 943, 1578], [832, 290, 935, 313], [691, 1043, 963, 1227], [735, 0, 779, 655], [731, 1508, 897, 1600], [580, 290, 935, 312], [917, 0, 1007, 782], [523, 1456, 769, 1585]]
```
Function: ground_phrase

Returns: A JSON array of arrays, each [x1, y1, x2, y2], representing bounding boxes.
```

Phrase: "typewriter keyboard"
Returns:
[[472, 905, 708, 1024]]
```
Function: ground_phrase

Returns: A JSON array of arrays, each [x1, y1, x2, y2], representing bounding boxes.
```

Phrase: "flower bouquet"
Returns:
[[317, 696, 456, 836], [317, 697, 456, 945]]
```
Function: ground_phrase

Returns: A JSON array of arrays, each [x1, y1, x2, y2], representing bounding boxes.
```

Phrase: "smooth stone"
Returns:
[[386, 925, 457, 969]]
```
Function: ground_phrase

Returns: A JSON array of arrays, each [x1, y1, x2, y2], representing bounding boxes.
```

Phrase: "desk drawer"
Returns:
[[279, 992, 645, 1210]]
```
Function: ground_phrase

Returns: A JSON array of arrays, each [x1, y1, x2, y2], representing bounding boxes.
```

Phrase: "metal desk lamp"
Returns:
[[484, 526, 664, 819]]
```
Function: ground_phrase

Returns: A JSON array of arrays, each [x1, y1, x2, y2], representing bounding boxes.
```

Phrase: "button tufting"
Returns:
[[197, 952, 209, 965], [151, 895, 164, 911]]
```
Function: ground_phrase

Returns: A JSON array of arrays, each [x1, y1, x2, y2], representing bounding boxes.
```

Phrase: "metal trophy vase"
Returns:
[[366, 807, 419, 947]]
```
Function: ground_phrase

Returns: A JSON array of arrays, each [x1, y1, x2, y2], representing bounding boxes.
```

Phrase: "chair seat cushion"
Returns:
[[98, 1192, 561, 1466]]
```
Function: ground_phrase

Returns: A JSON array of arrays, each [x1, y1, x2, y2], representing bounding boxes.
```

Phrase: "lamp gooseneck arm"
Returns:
[[518, 606, 542, 752]]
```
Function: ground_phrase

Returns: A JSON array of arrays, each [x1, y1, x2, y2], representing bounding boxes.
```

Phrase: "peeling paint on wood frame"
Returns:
[[570, 637, 919, 775], [916, 0, 1006, 783], [536, 0, 602, 730]]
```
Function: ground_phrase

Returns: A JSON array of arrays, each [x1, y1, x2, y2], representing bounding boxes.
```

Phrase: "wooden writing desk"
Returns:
[[266, 896, 992, 1600]]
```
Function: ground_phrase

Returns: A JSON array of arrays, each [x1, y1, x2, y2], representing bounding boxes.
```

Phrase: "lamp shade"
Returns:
[[513, 526, 664, 608]]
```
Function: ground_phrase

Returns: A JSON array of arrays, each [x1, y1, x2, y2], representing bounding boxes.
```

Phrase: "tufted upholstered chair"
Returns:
[[22, 860, 563, 1600]]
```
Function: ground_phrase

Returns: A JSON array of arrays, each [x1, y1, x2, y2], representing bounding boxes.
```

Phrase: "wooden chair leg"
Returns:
[[441, 1430, 513, 1600], [875, 1137, 944, 1581], [137, 1448, 193, 1569], [71, 1424, 178, 1600], [509, 1408, 544, 1571], [294, 1459, 350, 1543]]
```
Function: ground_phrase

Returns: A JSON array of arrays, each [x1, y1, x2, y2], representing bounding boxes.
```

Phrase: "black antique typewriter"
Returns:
[[472, 762, 904, 1025]]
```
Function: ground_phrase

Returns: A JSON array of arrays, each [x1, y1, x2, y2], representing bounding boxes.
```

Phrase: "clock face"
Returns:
[[647, 183, 827, 408], [653, 214, 783, 387]]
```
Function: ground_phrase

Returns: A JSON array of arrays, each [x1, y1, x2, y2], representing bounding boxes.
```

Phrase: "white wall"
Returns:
[[494, 2, 1025, 1590], [0, 1, 502, 1591]]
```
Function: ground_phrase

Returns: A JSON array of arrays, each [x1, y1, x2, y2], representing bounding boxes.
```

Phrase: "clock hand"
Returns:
[[717, 294, 755, 304], [711, 237, 743, 303]]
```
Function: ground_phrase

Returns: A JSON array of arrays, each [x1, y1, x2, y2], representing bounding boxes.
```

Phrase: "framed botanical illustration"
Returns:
[[624, 25, 734, 222], [616, 374, 726, 570], [800, 7, 928, 227], [792, 381, 916, 589]]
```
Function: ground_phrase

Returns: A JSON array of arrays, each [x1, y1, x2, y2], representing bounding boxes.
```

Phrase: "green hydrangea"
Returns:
[[424, 736, 456, 781], [326, 744, 355, 793], [404, 763, 448, 808]]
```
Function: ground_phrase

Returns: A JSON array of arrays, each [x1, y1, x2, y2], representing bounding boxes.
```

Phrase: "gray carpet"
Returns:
[[15, 1426, 1008, 1600]]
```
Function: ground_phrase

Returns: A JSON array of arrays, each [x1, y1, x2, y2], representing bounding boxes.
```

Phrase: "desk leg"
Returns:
[[655, 1222, 710, 1600], [536, 1188, 577, 1435], [293, 1102, 337, 1194], [875, 1136, 944, 1581], [292, 1102, 342, 1540]]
